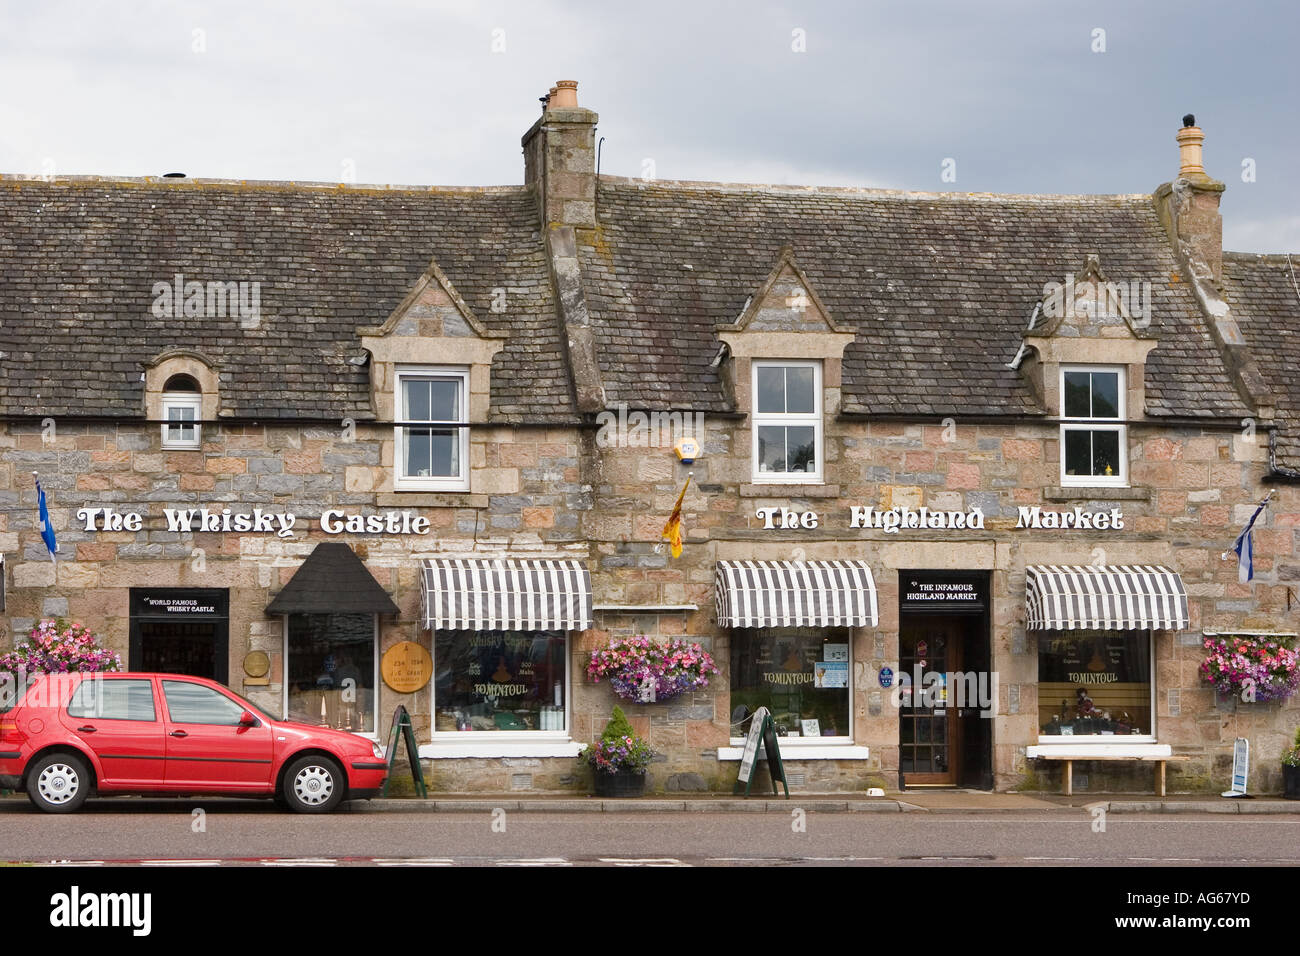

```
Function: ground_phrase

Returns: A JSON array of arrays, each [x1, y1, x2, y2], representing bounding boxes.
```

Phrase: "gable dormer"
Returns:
[[716, 245, 856, 415], [1014, 254, 1158, 418], [359, 257, 508, 423]]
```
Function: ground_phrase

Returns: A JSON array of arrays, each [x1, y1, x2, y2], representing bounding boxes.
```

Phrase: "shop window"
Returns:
[[284, 613, 377, 733], [730, 627, 851, 741], [1059, 365, 1126, 486], [433, 630, 567, 733], [752, 360, 822, 483], [161, 374, 203, 449], [1038, 629, 1153, 739], [394, 366, 469, 491]]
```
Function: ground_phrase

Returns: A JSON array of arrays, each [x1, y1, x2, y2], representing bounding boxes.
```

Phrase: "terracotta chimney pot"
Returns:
[[1176, 119, 1205, 178], [551, 80, 579, 109]]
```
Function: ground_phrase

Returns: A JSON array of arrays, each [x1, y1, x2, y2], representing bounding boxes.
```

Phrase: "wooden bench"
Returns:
[[1029, 750, 1191, 796]]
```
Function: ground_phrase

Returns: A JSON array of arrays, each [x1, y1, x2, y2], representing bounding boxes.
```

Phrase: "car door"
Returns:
[[59, 676, 167, 788], [160, 678, 273, 790]]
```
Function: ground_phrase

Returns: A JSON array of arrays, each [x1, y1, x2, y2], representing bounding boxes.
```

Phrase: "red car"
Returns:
[[0, 672, 387, 813]]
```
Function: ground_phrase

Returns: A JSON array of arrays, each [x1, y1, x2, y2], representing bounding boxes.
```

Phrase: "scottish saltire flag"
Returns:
[[35, 477, 57, 563], [1232, 499, 1268, 584]]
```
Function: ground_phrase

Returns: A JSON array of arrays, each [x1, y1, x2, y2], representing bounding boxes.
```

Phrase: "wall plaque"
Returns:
[[381, 641, 433, 693]]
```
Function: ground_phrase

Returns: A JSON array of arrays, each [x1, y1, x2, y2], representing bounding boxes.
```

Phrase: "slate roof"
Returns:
[[1221, 252, 1300, 472], [581, 178, 1251, 419], [0, 177, 578, 423], [266, 542, 400, 615]]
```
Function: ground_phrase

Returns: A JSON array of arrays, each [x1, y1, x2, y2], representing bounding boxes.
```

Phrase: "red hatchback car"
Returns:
[[0, 672, 388, 813]]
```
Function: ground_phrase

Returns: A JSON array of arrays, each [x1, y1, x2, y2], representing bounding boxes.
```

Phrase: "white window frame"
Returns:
[[160, 392, 202, 449], [751, 359, 823, 484], [423, 630, 579, 759], [1035, 628, 1157, 745], [393, 366, 470, 492], [281, 613, 380, 742], [1059, 364, 1127, 488], [727, 627, 855, 750]]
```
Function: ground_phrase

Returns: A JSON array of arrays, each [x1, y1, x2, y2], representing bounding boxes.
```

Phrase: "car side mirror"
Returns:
[[239, 710, 260, 727]]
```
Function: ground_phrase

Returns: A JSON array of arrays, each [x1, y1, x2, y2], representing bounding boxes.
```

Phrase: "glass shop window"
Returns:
[[433, 630, 567, 733], [729, 627, 851, 740], [1038, 629, 1152, 738]]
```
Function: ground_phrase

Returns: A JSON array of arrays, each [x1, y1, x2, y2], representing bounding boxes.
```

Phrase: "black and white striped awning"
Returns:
[[1025, 565, 1188, 631], [715, 560, 879, 628], [420, 559, 593, 631]]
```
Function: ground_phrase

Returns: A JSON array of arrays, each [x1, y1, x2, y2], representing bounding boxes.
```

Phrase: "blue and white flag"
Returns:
[[1232, 498, 1268, 584], [35, 476, 57, 563]]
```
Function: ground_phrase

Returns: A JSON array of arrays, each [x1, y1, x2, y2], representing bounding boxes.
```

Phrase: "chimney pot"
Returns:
[[551, 80, 579, 109], [1182, 113, 1195, 128], [1175, 121, 1205, 178]]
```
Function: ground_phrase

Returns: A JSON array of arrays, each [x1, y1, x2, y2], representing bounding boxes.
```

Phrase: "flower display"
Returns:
[[579, 705, 656, 774], [0, 619, 122, 676], [586, 636, 718, 703], [1199, 635, 1298, 703]]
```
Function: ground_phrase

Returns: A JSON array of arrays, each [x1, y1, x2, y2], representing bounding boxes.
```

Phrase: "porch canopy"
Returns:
[[420, 558, 593, 631], [715, 560, 879, 628], [267, 542, 399, 615], [1025, 565, 1188, 631]]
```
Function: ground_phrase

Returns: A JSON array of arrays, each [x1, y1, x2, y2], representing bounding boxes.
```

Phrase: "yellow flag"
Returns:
[[661, 475, 692, 559]]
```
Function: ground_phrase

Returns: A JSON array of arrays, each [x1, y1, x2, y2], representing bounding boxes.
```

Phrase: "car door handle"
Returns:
[[76, 726, 97, 733], [170, 730, 188, 738]]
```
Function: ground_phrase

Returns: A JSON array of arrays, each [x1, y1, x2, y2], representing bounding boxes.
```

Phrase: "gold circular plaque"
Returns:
[[382, 641, 433, 693], [243, 650, 270, 678]]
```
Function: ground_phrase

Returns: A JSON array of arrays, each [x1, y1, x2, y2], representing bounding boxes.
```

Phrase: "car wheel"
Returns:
[[27, 753, 91, 813], [281, 755, 344, 813]]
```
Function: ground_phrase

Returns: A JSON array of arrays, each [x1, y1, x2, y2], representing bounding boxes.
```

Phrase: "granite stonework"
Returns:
[[3, 91, 1298, 795]]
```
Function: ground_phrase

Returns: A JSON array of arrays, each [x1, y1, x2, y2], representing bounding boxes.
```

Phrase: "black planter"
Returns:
[[1284, 764, 1300, 800], [593, 770, 646, 798]]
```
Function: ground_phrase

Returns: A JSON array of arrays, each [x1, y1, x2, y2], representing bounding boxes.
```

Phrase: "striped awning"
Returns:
[[1025, 565, 1188, 631], [715, 560, 879, 628], [420, 559, 593, 631]]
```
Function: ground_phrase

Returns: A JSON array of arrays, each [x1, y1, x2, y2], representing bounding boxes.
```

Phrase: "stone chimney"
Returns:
[[522, 80, 598, 229], [1154, 113, 1225, 284]]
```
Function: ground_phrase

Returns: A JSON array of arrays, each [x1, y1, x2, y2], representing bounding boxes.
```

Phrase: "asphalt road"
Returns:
[[1, 799, 1297, 866]]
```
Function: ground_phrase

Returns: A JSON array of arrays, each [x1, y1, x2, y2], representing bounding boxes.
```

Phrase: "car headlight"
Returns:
[[371, 741, 386, 761]]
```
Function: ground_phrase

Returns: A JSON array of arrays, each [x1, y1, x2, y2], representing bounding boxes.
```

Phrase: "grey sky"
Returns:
[[1, 0, 1295, 251]]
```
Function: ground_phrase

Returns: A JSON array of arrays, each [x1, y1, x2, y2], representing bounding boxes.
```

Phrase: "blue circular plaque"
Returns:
[[878, 666, 894, 689]]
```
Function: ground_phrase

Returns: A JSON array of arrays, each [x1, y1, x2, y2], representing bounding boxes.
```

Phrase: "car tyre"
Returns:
[[281, 754, 345, 813], [27, 753, 91, 813]]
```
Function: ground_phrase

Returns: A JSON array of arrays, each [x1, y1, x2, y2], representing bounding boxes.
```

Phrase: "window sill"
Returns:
[[1028, 741, 1168, 759], [740, 483, 839, 498], [419, 737, 582, 759], [1044, 486, 1150, 502], [376, 492, 488, 509], [717, 743, 870, 761]]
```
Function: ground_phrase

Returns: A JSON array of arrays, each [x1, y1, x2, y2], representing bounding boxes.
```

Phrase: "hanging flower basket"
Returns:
[[586, 636, 718, 704], [1199, 635, 1298, 704], [0, 619, 121, 677]]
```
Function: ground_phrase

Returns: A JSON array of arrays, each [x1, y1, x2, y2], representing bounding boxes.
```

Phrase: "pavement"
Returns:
[[342, 790, 1300, 814]]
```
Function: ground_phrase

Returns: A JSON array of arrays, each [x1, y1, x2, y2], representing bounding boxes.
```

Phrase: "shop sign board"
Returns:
[[753, 505, 1126, 533]]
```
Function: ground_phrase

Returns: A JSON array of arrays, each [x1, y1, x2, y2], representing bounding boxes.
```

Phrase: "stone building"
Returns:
[[2, 81, 1298, 794]]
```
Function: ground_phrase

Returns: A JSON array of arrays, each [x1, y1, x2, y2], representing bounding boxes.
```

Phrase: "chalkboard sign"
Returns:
[[734, 705, 790, 798], [380, 704, 427, 798]]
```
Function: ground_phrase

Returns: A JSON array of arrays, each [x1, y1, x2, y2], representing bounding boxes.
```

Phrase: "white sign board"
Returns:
[[736, 706, 771, 785], [1221, 737, 1249, 797]]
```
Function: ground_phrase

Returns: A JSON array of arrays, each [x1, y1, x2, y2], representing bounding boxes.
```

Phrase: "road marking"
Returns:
[[262, 858, 339, 866], [496, 858, 571, 867], [1025, 857, 1080, 861], [597, 858, 688, 867], [140, 859, 221, 866], [374, 858, 455, 866], [45, 860, 104, 866]]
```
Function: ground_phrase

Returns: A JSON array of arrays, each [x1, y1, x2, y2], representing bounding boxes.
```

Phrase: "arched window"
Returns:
[[162, 373, 203, 448]]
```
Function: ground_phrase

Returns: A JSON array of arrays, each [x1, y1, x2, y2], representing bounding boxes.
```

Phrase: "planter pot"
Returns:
[[592, 770, 647, 798], [1284, 765, 1300, 800]]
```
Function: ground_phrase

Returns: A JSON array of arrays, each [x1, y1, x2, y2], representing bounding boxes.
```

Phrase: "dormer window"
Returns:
[[1059, 365, 1126, 487], [752, 360, 823, 483], [394, 366, 470, 491], [161, 374, 203, 449]]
